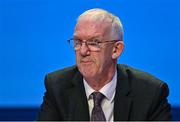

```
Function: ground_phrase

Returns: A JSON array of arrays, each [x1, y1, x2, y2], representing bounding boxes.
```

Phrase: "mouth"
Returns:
[[81, 60, 93, 64], [80, 59, 94, 64]]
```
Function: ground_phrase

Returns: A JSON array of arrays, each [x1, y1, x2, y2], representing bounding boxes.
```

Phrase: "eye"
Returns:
[[87, 38, 100, 45], [88, 41, 98, 46], [74, 39, 82, 45], [91, 38, 101, 43], [86, 39, 101, 47]]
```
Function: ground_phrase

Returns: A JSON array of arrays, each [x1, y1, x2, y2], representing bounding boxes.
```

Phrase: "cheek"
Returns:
[[93, 54, 107, 72], [98, 50, 113, 68], [75, 52, 81, 63]]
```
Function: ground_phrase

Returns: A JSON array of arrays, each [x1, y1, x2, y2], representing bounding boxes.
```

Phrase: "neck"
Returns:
[[85, 64, 116, 91]]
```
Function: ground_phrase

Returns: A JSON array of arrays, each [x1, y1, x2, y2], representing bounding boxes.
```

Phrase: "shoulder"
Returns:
[[117, 65, 171, 120], [44, 65, 80, 91], [46, 65, 79, 81], [117, 64, 169, 96]]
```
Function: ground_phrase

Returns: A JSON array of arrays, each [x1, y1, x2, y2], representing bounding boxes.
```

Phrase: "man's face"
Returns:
[[74, 19, 116, 79]]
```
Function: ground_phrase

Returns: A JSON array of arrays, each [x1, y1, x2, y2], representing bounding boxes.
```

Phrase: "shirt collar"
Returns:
[[83, 69, 117, 103]]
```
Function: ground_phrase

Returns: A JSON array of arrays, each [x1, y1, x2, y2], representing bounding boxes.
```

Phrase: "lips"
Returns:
[[81, 60, 93, 64], [80, 59, 94, 64]]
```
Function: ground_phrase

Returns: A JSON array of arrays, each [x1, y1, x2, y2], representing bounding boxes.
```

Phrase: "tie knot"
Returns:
[[92, 92, 105, 106]]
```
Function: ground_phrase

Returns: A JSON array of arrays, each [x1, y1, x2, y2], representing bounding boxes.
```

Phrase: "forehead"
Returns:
[[74, 19, 112, 39]]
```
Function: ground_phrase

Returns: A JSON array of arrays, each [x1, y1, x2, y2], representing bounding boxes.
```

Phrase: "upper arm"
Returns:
[[37, 75, 61, 120], [148, 83, 172, 120]]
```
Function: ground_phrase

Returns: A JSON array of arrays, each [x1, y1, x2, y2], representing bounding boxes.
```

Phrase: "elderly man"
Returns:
[[37, 8, 172, 121]]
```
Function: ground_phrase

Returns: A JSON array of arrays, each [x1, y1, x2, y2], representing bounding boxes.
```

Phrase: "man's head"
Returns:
[[73, 8, 124, 81]]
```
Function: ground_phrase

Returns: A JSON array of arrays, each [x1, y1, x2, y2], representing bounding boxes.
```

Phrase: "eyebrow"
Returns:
[[73, 35, 102, 41]]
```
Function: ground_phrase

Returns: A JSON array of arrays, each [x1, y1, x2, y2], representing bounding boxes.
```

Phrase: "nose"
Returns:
[[79, 43, 90, 56]]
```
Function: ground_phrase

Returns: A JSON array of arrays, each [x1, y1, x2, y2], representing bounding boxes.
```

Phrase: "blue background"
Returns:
[[0, 0, 179, 110]]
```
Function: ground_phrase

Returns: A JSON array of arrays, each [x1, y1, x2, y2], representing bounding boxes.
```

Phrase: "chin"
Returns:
[[83, 73, 96, 79], [79, 67, 96, 78]]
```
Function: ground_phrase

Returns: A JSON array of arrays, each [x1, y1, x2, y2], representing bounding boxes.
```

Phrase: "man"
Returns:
[[37, 8, 172, 121]]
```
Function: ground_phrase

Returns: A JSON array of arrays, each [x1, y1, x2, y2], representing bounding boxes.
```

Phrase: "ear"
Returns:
[[112, 41, 124, 59]]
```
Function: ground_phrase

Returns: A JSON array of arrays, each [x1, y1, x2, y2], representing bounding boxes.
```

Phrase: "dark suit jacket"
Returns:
[[37, 64, 172, 121]]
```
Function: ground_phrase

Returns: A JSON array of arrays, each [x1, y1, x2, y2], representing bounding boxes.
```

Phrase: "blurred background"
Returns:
[[0, 0, 179, 120]]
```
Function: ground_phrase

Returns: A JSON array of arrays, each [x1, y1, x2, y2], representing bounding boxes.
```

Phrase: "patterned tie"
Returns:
[[91, 92, 106, 121]]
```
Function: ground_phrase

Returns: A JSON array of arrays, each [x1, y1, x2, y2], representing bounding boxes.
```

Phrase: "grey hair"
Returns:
[[76, 8, 124, 41]]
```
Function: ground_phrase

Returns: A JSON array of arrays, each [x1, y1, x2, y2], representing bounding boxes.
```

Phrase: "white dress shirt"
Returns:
[[83, 70, 117, 121]]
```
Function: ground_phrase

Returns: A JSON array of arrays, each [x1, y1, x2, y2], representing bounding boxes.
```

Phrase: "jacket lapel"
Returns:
[[114, 65, 132, 121], [65, 68, 90, 121]]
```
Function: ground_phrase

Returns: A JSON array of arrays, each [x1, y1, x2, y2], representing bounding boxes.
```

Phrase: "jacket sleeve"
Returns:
[[148, 82, 172, 120], [36, 75, 62, 120]]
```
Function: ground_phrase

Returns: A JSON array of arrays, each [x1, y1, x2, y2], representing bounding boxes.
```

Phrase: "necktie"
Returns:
[[91, 92, 106, 121]]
